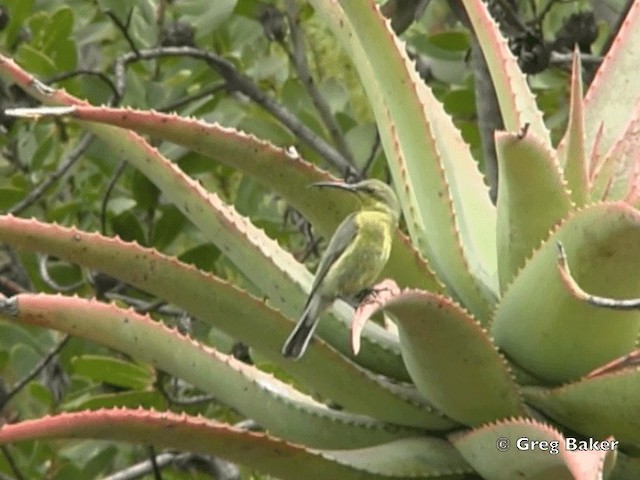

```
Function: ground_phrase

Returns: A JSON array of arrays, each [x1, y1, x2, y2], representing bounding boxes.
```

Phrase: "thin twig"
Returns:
[[113, 47, 352, 173], [8, 133, 94, 215], [284, 0, 354, 167], [158, 83, 227, 112], [101, 160, 128, 235], [104, 9, 140, 57], [0, 335, 70, 410], [46, 70, 120, 104], [0, 446, 25, 480]]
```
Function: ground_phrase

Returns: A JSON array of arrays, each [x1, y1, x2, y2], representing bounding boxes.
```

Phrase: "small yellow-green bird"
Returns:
[[282, 178, 400, 360]]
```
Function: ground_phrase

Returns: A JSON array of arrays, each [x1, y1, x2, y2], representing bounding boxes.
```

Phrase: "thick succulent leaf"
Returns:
[[557, 49, 589, 207], [355, 289, 525, 426], [28, 104, 441, 293], [492, 202, 640, 383], [323, 437, 472, 478], [0, 409, 456, 480], [0, 294, 422, 449], [524, 368, 640, 444], [591, 99, 640, 203], [0, 56, 407, 379], [461, 0, 551, 147], [0, 216, 452, 430], [495, 131, 572, 291], [450, 418, 616, 480], [308, 0, 498, 323], [583, 0, 640, 158]]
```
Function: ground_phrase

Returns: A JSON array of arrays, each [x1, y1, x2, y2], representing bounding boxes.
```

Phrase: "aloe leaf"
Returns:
[[0, 409, 442, 480], [495, 131, 572, 291], [492, 202, 640, 383], [0, 216, 452, 429], [583, 1, 640, 158], [557, 49, 589, 207], [524, 368, 640, 444], [356, 289, 525, 426], [308, 0, 498, 323], [0, 293, 424, 448], [592, 100, 640, 203], [450, 418, 616, 480], [0, 56, 405, 379], [323, 437, 472, 478], [44, 104, 441, 293], [461, 0, 551, 146]]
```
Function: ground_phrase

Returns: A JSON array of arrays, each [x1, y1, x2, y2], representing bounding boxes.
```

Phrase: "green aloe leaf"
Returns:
[[583, 1, 640, 158], [0, 293, 421, 449], [0, 409, 448, 480], [52, 104, 441, 294], [557, 50, 589, 207], [495, 131, 572, 291], [492, 202, 640, 383], [524, 368, 640, 444], [0, 56, 406, 378], [357, 289, 525, 426], [0, 216, 448, 429], [461, 0, 551, 146], [450, 418, 616, 480]]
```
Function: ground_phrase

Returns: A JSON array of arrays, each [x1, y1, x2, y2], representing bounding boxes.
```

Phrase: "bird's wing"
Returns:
[[304, 212, 359, 307]]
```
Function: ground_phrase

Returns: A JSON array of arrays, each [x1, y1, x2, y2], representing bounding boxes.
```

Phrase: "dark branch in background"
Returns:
[[104, 9, 140, 57], [114, 47, 352, 174], [360, 129, 381, 178], [283, 0, 355, 168], [450, 1, 502, 204], [1, 445, 25, 480], [101, 160, 128, 236], [102, 451, 240, 480], [146, 446, 162, 480], [46, 70, 121, 104], [0, 335, 70, 411], [158, 83, 226, 112], [8, 133, 94, 215]]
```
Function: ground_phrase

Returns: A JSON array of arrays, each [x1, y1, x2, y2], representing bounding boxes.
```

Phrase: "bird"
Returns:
[[281, 178, 401, 360]]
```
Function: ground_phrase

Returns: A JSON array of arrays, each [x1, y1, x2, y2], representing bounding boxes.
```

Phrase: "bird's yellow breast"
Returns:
[[325, 211, 393, 296]]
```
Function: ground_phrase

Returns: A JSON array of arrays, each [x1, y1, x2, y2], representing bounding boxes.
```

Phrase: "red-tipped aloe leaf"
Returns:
[[355, 289, 525, 426], [583, 0, 640, 159], [0, 294, 424, 449], [34, 104, 442, 294], [461, 0, 551, 147], [557, 49, 589, 207], [591, 99, 640, 203], [0, 55, 407, 379], [495, 131, 572, 291], [0, 409, 448, 480], [0, 216, 451, 430], [450, 418, 616, 480], [492, 203, 640, 383]]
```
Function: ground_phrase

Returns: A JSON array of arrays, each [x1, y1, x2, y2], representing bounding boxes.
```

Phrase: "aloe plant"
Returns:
[[1, 0, 640, 479]]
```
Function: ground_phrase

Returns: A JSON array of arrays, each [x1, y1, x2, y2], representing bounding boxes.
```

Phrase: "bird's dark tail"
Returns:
[[281, 296, 326, 360]]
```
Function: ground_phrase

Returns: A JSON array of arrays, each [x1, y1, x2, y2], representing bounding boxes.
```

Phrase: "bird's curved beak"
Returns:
[[309, 181, 358, 193]]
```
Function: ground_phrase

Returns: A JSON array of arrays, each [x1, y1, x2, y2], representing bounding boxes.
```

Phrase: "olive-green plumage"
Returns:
[[282, 179, 401, 360]]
